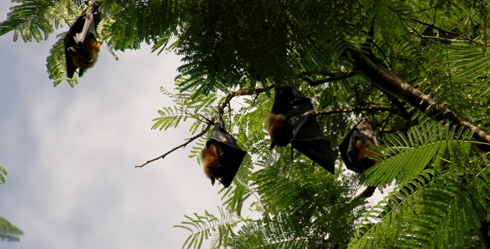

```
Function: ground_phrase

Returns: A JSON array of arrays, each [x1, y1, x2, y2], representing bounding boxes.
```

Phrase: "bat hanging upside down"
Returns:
[[267, 86, 338, 174], [200, 122, 247, 187], [339, 121, 380, 174], [64, 0, 101, 78]]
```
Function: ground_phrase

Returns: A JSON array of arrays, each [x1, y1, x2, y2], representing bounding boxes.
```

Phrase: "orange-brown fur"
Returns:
[[71, 37, 100, 70], [200, 144, 223, 182], [354, 139, 380, 172], [267, 113, 293, 146]]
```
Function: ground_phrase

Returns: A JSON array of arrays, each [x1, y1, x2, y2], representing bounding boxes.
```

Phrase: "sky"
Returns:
[[0, 2, 222, 248]]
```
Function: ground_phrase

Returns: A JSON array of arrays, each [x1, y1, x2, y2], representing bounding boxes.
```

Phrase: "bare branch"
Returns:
[[135, 125, 212, 168], [411, 18, 459, 36], [410, 18, 490, 46], [300, 70, 358, 86], [316, 106, 394, 116]]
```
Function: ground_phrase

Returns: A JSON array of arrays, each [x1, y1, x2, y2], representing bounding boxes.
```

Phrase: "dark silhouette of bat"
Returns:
[[339, 121, 380, 174], [267, 86, 337, 173], [200, 118, 247, 187], [64, 0, 101, 78]]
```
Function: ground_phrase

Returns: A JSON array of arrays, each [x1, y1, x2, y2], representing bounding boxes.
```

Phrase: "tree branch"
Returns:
[[315, 106, 394, 116], [345, 47, 490, 146], [135, 125, 212, 168], [300, 70, 358, 86], [411, 18, 459, 36], [410, 18, 490, 46], [135, 84, 274, 168], [352, 186, 377, 202]]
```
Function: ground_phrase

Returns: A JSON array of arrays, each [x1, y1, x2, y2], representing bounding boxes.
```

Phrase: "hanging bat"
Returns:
[[64, 0, 101, 78], [267, 86, 337, 174], [200, 121, 247, 187], [339, 121, 380, 174]]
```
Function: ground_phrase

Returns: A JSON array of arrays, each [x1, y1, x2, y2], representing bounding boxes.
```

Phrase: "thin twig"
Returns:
[[300, 71, 358, 86], [315, 106, 393, 116], [135, 125, 211, 168]]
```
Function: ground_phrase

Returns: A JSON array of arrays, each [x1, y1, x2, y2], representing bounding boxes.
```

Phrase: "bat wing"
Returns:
[[339, 127, 375, 173], [207, 124, 247, 187], [339, 127, 358, 170], [290, 113, 338, 174], [64, 14, 86, 78], [271, 86, 312, 117], [75, 10, 97, 45]]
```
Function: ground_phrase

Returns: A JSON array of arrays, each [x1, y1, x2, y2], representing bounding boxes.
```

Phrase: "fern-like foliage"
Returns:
[[151, 83, 218, 134], [228, 213, 312, 249], [102, 0, 181, 51], [0, 165, 6, 185], [0, 216, 23, 242], [46, 34, 79, 87], [364, 122, 473, 187], [0, 166, 23, 242], [445, 44, 490, 123], [350, 123, 489, 248], [0, 0, 80, 42], [174, 207, 239, 249]]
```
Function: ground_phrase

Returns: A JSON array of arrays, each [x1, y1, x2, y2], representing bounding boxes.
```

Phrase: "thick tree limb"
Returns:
[[345, 47, 490, 145]]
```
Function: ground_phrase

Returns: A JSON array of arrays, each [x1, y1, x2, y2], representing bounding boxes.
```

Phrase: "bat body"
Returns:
[[339, 122, 380, 174], [201, 123, 247, 187], [64, 1, 101, 78], [267, 86, 337, 174], [267, 113, 293, 148], [355, 139, 378, 167], [200, 144, 224, 184]]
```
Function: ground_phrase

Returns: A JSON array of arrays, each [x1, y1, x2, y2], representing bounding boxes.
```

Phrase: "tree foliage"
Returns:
[[1, 0, 490, 248], [0, 216, 23, 242], [0, 165, 23, 242]]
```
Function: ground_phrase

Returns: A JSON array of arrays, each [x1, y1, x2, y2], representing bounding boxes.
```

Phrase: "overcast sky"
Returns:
[[0, 3, 223, 248]]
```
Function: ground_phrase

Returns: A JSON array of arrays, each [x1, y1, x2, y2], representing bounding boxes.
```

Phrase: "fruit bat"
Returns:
[[339, 122, 380, 174], [64, 0, 101, 78], [200, 121, 247, 187], [267, 86, 337, 174]]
